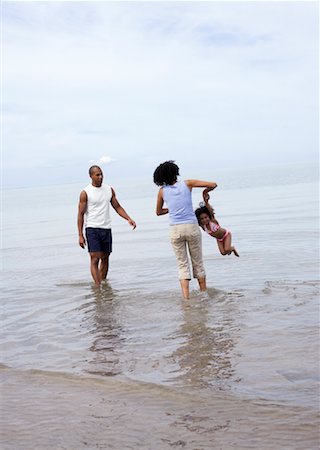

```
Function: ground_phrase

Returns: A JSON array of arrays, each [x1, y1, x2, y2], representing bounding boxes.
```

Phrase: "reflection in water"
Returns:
[[170, 296, 236, 388], [83, 283, 125, 377], [79, 284, 239, 388]]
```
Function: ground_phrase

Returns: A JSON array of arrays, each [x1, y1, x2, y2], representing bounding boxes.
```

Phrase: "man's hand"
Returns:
[[128, 218, 136, 230], [79, 235, 86, 248]]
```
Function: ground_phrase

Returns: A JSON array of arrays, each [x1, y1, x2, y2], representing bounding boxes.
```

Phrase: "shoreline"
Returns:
[[1, 365, 318, 450]]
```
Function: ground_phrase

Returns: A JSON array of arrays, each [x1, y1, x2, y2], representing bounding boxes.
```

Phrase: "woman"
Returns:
[[153, 160, 217, 299]]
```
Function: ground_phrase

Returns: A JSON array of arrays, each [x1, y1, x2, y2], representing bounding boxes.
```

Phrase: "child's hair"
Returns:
[[194, 205, 213, 225], [153, 161, 180, 186]]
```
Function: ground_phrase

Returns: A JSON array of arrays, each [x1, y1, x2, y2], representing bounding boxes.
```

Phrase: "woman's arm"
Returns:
[[185, 180, 217, 191], [203, 184, 217, 202], [185, 180, 217, 216], [156, 188, 169, 216], [185, 180, 218, 218]]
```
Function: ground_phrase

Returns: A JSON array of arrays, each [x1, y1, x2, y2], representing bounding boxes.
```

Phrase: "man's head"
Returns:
[[89, 165, 103, 187]]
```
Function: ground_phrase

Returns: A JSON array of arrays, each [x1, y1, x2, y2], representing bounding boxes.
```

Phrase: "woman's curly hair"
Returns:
[[153, 161, 180, 186]]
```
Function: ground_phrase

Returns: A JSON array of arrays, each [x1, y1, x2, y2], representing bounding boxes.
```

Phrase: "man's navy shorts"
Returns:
[[85, 228, 112, 254]]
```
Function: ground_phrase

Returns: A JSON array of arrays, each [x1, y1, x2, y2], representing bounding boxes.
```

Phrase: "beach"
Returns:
[[1, 162, 319, 449]]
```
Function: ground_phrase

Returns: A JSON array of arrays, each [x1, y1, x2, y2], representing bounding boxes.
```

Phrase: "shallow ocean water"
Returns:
[[1, 162, 319, 449]]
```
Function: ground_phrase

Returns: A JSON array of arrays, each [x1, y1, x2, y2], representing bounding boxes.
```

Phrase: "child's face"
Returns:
[[199, 213, 211, 227]]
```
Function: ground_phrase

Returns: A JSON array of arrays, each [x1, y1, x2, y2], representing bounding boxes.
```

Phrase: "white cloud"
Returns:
[[2, 1, 318, 188], [97, 155, 114, 165]]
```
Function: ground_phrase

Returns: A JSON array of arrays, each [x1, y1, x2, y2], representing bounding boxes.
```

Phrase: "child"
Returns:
[[195, 187, 239, 257]]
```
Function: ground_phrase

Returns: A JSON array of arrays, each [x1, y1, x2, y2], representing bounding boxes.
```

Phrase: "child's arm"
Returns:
[[206, 202, 216, 218], [202, 185, 217, 217]]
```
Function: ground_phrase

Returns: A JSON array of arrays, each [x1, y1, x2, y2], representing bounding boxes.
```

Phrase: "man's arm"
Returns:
[[110, 188, 136, 229], [156, 188, 168, 216], [78, 190, 87, 248]]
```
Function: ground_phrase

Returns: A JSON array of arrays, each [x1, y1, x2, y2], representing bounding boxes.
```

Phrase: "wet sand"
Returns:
[[1, 365, 318, 450]]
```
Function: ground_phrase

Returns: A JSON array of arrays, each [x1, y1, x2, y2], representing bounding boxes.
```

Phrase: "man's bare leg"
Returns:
[[90, 253, 102, 285], [99, 253, 110, 281]]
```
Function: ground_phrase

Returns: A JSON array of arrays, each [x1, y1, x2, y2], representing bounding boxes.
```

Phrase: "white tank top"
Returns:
[[84, 184, 112, 229]]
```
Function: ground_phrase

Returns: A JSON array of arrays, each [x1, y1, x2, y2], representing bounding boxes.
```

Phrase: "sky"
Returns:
[[2, 0, 319, 188]]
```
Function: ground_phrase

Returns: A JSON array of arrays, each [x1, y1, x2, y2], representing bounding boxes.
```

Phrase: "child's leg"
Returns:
[[223, 233, 232, 254], [224, 232, 239, 257], [217, 240, 228, 255]]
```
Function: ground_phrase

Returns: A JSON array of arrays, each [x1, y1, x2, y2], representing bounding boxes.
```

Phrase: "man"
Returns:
[[78, 165, 136, 285]]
